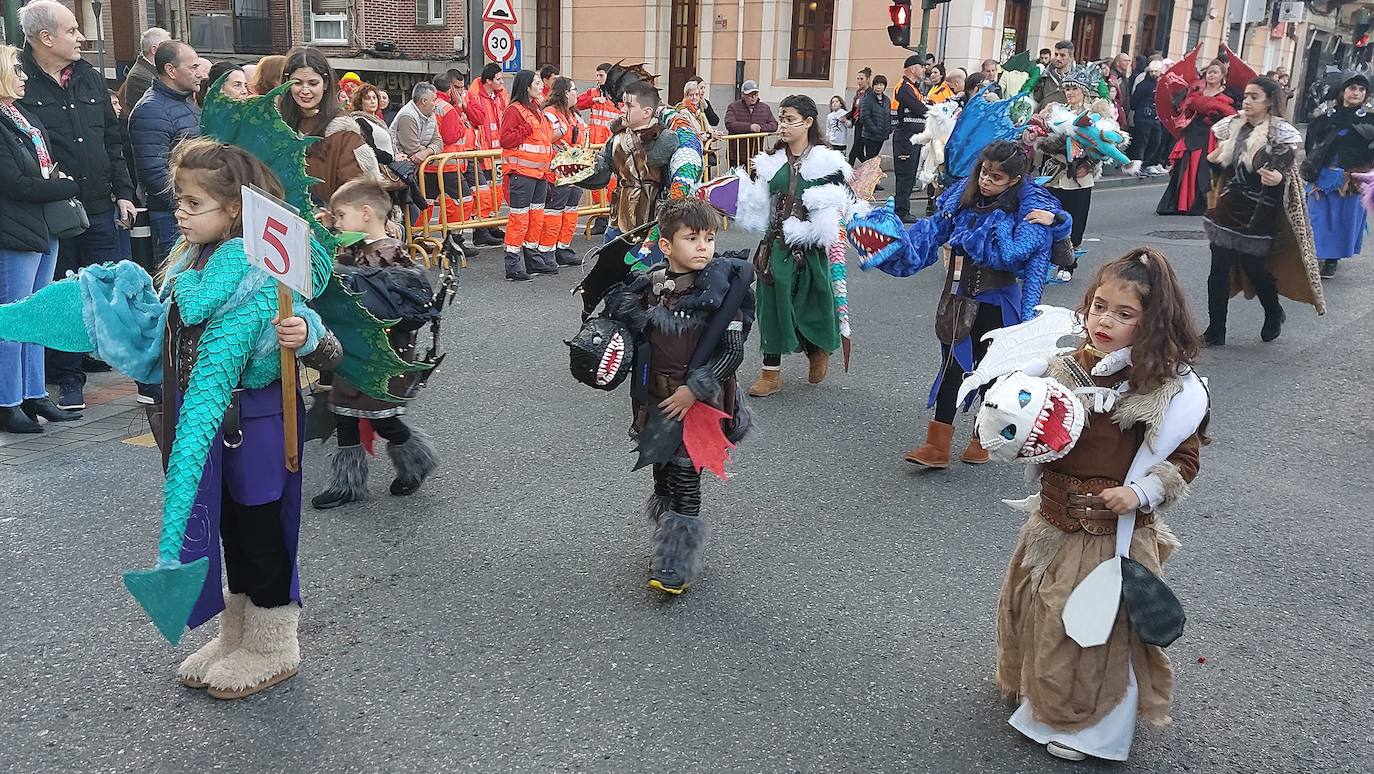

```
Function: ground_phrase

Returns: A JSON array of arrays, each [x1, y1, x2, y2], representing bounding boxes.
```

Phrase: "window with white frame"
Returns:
[[310, 0, 349, 44], [418, 0, 444, 27]]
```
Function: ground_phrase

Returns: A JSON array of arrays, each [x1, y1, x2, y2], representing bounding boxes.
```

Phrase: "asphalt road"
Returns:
[[2, 182, 1371, 773]]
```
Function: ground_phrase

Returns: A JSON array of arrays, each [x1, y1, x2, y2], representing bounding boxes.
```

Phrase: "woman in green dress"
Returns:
[[734, 94, 856, 396]]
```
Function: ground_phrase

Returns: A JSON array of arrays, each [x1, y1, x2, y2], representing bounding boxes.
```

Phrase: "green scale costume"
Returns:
[[733, 145, 856, 359]]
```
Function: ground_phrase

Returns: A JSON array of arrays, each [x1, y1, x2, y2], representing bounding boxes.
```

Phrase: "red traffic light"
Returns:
[[889, 3, 910, 26]]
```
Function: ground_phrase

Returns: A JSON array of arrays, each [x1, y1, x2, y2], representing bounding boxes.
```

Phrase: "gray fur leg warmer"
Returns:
[[649, 512, 709, 591], [387, 427, 438, 496], [311, 445, 369, 508]]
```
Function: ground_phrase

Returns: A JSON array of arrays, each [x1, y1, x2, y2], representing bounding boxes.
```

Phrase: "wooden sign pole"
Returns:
[[277, 284, 300, 473]]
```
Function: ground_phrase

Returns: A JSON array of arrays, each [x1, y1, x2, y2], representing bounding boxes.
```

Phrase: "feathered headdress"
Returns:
[[1063, 64, 1101, 92]]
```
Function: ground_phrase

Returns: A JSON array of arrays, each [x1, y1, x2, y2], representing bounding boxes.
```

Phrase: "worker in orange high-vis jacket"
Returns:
[[576, 63, 619, 235], [499, 69, 557, 281], [540, 76, 588, 268], [466, 63, 510, 237], [432, 73, 503, 248]]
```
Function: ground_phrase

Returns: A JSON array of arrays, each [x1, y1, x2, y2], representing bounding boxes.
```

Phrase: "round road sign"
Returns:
[[484, 24, 515, 63]]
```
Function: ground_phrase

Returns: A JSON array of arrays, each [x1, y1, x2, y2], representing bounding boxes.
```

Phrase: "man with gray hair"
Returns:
[[117, 26, 171, 114], [391, 81, 442, 165], [19, 0, 138, 410]]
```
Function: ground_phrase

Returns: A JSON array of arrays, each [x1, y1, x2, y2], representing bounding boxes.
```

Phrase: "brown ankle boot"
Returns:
[[960, 431, 990, 464], [807, 350, 830, 384], [904, 421, 955, 468], [748, 369, 782, 397]]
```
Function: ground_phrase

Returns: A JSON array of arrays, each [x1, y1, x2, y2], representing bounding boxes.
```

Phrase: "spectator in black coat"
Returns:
[[1126, 59, 1167, 176], [129, 40, 203, 262], [857, 75, 891, 162], [0, 43, 84, 433], [18, 0, 138, 410]]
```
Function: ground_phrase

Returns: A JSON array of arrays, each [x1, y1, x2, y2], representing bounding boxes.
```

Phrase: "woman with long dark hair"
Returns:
[[1202, 75, 1323, 345], [733, 95, 854, 397], [847, 140, 1070, 467], [538, 76, 586, 268], [498, 69, 557, 280], [279, 47, 379, 204], [1157, 60, 1240, 215]]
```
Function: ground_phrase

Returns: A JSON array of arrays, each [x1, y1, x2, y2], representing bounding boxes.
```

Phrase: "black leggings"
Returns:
[[1050, 186, 1093, 250], [652, 460, 702, 518], [932, 302, 1004, 424], [335, 414, 412, 447], [222, 488, 293, 609], [762, 336, 820, 368]]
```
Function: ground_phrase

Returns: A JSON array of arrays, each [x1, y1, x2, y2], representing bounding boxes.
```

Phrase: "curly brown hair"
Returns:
[[1076, 247, 1201, 393], [349, 83, 382, 113]]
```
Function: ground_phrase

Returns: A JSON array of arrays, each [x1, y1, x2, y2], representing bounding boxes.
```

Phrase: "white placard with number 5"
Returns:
[[242, 185, 313, 298]]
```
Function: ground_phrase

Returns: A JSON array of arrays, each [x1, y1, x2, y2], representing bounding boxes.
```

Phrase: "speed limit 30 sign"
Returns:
[[484, 24, 515, 63]]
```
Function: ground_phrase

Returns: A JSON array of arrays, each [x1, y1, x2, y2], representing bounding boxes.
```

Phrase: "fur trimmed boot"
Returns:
[[747, 368, 782, 397], [960, 431, 990, 464], [387, 428, 438, 496], [904, 420, 954, 468], [807, 350, 830, 384], [311, 445, 368, 509], [644, 492, 672, 523], [177, 591, 247, 689], [648, 511, 708, 595], [204, 600, 300, 700]]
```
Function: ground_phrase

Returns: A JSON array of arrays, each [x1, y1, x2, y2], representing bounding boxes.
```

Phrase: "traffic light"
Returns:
[[888, 1, 911, 48]]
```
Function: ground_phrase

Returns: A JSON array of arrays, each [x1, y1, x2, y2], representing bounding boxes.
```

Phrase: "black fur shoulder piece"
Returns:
[[665, 251, 756, 328]]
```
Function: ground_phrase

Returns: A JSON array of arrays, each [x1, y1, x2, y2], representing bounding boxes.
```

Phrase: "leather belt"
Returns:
[[960, 266, 1016, 298], [1039, 469, 1153, 535]]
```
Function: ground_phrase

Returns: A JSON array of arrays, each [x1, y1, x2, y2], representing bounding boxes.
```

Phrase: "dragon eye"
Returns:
[[1000, 424, 1017, 440], [1017, 390, 1031, 407]]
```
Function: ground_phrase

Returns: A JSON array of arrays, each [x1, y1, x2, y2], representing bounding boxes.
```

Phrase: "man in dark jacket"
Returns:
[[723, 80, 777, 167], [1126, 59, 1166, 176], [115, 27, 170, 116], [130, 40, 202, 262], [18, 0, 138, 410], [893, 57, 928, 223]]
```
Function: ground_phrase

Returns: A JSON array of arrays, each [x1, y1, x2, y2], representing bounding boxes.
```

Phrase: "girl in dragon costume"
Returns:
[[985, 250, 1208, 763], [734, 95, 855, 397], [848, 141, 1069, 468], [155, 139, 342, 699]]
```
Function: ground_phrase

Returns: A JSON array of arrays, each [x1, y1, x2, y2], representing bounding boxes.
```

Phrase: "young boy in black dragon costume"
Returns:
[[600, 198, 755, 594]]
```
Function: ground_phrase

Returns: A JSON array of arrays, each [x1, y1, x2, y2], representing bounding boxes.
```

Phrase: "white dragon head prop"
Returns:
[[552, 141, 597, 187], [976, 371, 1086, 463]]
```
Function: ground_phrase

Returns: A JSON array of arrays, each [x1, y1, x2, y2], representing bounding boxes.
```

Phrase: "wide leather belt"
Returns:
[[1039, 470, 1153, 535], [960, 266, 1016, 298]]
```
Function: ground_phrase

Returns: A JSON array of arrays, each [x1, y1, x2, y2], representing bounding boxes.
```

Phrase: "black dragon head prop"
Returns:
[[602, 61, 658, 103], [566, 316, 633, 391]]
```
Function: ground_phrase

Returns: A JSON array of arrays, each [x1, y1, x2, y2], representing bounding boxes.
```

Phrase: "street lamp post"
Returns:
[[91, 0, 106, 80]]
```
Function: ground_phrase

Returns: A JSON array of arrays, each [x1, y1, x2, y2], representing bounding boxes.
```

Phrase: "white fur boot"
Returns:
[[177, 591, 247, 689], [204, 600, 301, 700]]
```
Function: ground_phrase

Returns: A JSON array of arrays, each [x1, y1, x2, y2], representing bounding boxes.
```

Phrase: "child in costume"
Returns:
[[601, 198, 755, 594], [848, 140, 1070, 468], [733, 94, 856, 397], [311, 180, 439, 509], [987, 249, 1209, 762], [158, 138, 341, 699]]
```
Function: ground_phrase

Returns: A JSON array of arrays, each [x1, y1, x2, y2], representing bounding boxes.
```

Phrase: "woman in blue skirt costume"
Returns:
[[1303, 71, 1374, 279]]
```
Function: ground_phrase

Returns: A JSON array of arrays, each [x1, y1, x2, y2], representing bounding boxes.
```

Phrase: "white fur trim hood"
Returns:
[[731, 145, 859, 246]]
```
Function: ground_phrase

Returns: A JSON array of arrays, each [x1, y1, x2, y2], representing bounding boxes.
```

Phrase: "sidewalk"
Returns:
[[0, 372, 148, 466]]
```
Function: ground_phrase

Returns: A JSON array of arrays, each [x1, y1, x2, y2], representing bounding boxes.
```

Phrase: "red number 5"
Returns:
[[261, 217, 291, 275]]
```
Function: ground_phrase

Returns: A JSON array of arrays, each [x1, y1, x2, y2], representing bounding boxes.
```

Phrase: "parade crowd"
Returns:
[[0, 0, 1367, 766]]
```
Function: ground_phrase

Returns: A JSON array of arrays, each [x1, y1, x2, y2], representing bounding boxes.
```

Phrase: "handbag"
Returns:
[[934, 252, 979, 345], [44, 196, 89, 240]]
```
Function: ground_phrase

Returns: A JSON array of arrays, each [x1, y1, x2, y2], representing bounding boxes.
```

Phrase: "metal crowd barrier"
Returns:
[[404, 132, 776, 268]]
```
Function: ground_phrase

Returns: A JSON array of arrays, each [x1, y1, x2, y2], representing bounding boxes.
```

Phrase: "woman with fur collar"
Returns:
[[280, 47, 379, 205], [733, 95, 857, 397], [1201, 76, 1324, 347]]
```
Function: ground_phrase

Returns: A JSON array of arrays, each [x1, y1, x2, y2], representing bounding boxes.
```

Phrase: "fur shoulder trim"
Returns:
[[750, 149, 787, 182], [324, 115, 364, 137], [781, 182, 847, 248], [732, 168, 772, 234], [800, 145, 853, 181]]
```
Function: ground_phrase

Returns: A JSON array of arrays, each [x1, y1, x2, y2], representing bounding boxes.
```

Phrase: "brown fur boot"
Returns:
[[904, 421, 954, 468], [807, 350, 830, 384], [748, 369, 782, 397], [960, 431, 990, 464]]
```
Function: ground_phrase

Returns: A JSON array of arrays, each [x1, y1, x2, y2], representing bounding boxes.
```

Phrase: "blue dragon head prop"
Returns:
[[845, 198, 907, 270], [1045, 105, 1131, 167]]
